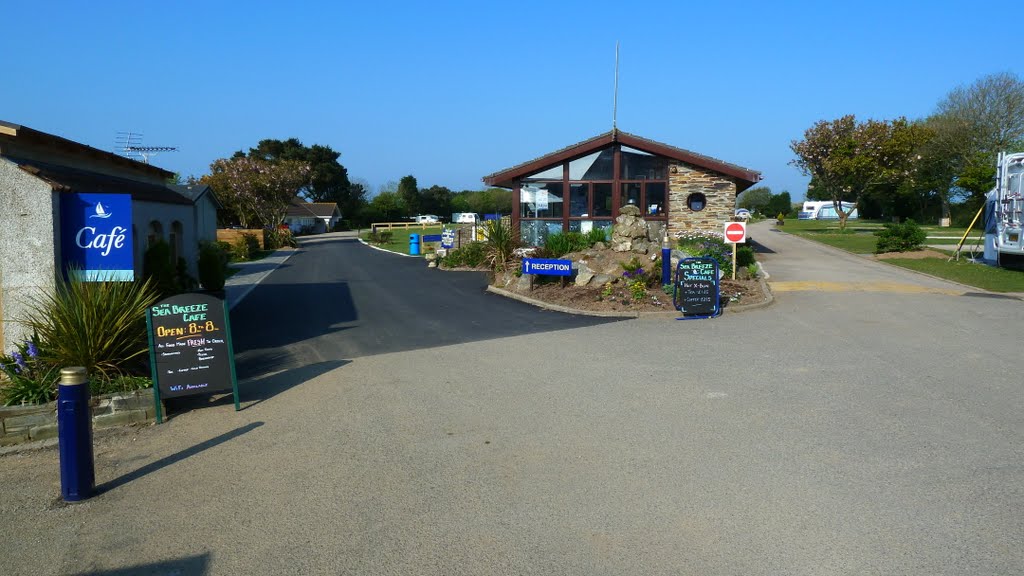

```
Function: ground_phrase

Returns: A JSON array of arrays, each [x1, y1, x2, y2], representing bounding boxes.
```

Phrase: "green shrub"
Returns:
[[736, 245, 756, 268], [198, 242, 230, 291], [0, 338, 59, 405], [264, 228, 296, 250], [228, 238, 250, 261], [143, 240, 177, 296], [90, 375, 152, 396], [586, 227, 609, 245], [545, 232, 586, 257], [875, 219, 927, 253], [175, 257, 197, 293], [20, 274, 160, 380], [368, 229, 394, 244], [441, 242, 486, 268], [242, 232, 261, 254], [677, 232, 733, 278]]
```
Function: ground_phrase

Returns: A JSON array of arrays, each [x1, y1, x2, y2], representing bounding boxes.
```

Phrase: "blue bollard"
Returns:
[[409, 233, 420, 256], [662, 247, 672, 285], [58, 366, 94, 502]]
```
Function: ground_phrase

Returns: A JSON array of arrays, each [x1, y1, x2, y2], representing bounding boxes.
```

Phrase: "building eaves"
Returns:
[[482, 129, 761, 191], [13, 158, 192, 205]]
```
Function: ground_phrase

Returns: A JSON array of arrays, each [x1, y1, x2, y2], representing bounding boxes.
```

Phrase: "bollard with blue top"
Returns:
[[661, 235, 672, 286], [58, 366, 95, 502], [409, 233, 421, 256]]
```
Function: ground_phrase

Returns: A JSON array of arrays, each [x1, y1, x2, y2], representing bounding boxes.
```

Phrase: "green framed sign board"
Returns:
[[146, 293, 240, 422]]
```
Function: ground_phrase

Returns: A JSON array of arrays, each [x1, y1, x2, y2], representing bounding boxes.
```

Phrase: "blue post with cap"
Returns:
[[661, 235, 672, 286], [57, 366, 95, 501], [409, 233, 421, 256]]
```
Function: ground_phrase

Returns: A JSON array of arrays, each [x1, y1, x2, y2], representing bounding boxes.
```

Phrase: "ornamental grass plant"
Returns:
[[483, 218, 522, 272], [20, 272, 160, 382]]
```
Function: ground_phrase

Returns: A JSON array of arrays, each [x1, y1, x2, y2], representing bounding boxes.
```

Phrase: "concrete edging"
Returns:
[[486, 274, 774, 318]]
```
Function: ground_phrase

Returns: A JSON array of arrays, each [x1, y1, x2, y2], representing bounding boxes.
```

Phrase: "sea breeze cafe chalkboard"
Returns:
[[674, 257, 721, 318], [146, 293, 239, 422]]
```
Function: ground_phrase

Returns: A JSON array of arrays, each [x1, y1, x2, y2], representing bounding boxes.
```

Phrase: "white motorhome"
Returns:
[[798, 201, 858, 220], [451, 212, 479, 224]]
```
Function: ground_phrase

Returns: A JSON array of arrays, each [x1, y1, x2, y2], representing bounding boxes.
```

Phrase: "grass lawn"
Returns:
[[781, 219, 1024, 292], [883, 258, 1024, 292], [360, 226, 444, 255]]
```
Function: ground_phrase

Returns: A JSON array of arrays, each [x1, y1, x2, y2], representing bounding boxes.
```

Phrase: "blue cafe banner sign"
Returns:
[[60, 193, 134, 281]]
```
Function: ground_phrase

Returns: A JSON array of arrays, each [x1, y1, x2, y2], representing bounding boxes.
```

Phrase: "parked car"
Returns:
[[734, 208, 752, 220]]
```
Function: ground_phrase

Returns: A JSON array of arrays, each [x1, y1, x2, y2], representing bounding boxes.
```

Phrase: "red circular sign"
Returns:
[[725, 222, 746, 242]]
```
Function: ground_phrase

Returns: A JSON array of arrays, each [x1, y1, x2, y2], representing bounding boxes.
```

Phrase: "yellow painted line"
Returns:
[[770, 281, 964, 296]]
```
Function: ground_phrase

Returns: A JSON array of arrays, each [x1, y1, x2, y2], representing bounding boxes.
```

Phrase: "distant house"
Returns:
[[284, 198, 341, 233], [0, 120, 218, 351]]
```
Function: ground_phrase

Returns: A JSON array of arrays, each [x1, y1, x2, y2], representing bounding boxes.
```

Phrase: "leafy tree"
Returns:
[[365, 190, 405, 223], [242, 138, 363, 219], [790, 115, 931, 229], [921, 72, 1024, 213], [737, 186, 771, 213], [419, 185, 453, 217], [398, 175, 419, 215], [764, 191, 792, 217], [202, 157, 310, 228]]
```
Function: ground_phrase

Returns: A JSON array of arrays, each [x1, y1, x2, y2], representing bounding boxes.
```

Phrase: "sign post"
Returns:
[[146, 293, 240, 423], [723, 221, 747, 280]]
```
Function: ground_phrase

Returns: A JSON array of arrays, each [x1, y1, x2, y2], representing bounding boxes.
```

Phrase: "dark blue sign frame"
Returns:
[[60, 192, 134, 281], [522, 258, 573, 276], [673, 257, 721, 320]]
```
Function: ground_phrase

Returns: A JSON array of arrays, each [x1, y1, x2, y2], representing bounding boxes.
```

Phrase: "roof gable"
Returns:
[[482, 130, 761, 191]]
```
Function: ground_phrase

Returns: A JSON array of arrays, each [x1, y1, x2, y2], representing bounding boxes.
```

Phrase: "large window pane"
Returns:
[[520, 220, 565, 247], [569, 220, 612, 240], [593, 183, 613, 216], [569, 183, 588, 217], [523, 164, 563, 182], [569, 148, 614, 180], [621, 183, 641, 208], [620, 146, 667, 180], [646, 182, 666, 216], [521, 182, 564, 218]]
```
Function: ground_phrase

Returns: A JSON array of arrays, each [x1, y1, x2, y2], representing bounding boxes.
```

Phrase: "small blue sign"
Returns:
[[441, 228, 455, 249], [522, 258, 572, 276], [422, 234, 442, 243], [61, 193, 134, 281]]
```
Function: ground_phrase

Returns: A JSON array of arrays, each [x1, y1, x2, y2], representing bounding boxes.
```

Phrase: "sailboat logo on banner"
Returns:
[[89, 202, 112, 219]]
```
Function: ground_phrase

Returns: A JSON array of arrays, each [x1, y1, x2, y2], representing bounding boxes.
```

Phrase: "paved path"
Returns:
[[751, 220, 984, 296], [1, 229, 1021, 575]]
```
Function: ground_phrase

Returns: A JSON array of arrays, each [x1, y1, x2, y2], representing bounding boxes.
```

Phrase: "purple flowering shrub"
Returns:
[[0, 337, 60, 405]]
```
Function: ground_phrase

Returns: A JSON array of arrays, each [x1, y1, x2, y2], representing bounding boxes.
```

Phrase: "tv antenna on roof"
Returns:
[[613, 41, 620, 132], [115, 131, 177, 164]]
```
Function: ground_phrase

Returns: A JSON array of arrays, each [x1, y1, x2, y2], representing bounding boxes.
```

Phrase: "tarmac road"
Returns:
[[0, 229, 1021, 575]]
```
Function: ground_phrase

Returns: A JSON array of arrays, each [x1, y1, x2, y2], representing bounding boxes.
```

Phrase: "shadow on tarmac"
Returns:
[[239, 360, 349, 409], [97, 423, 263, 493], [68, 553, 211, 575]]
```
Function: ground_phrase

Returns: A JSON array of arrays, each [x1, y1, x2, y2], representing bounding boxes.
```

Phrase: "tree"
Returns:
[[397, 175, 419, 215], [790, 115, 931, 229], [737, 186, 772, 213], [243, 138, 363, 219], [202, 157, 310, 228], [366, 190, 405, 223], [922, 72, 1024, 212], [764, 191, 792, 218], [419, 185, 453, 217]]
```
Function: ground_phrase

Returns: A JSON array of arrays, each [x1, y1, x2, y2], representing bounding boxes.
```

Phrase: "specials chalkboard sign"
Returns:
[[673, 257, 721, 318], [146, 293, 239, 422]]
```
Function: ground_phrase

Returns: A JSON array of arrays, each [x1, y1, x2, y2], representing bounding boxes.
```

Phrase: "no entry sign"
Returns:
[[724, 221, 747, 244]]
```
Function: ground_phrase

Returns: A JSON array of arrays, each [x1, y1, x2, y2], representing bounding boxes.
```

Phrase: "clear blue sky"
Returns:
[[4, 1, 1018, 201]]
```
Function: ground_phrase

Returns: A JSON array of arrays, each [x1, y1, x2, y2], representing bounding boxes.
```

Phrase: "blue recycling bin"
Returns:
[[409, 233, 421, 256], [57, 367, 95, 501]]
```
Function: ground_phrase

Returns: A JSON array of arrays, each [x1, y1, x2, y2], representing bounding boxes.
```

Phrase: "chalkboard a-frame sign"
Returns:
[[146, 293, 240, 422], [673, 257, 721, 319]]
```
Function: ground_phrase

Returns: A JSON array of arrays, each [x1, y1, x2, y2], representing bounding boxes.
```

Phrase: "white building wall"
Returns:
[[0, 159, 57, 351], [132, 202, 198, 276]]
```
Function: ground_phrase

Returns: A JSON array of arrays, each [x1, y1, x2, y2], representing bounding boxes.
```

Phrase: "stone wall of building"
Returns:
[[667, 161, 738, 237]]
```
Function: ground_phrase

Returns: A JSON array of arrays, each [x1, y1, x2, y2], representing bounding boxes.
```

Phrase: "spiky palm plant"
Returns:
[[483, 218, 521, 272], [21, 272, 160, 380]]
